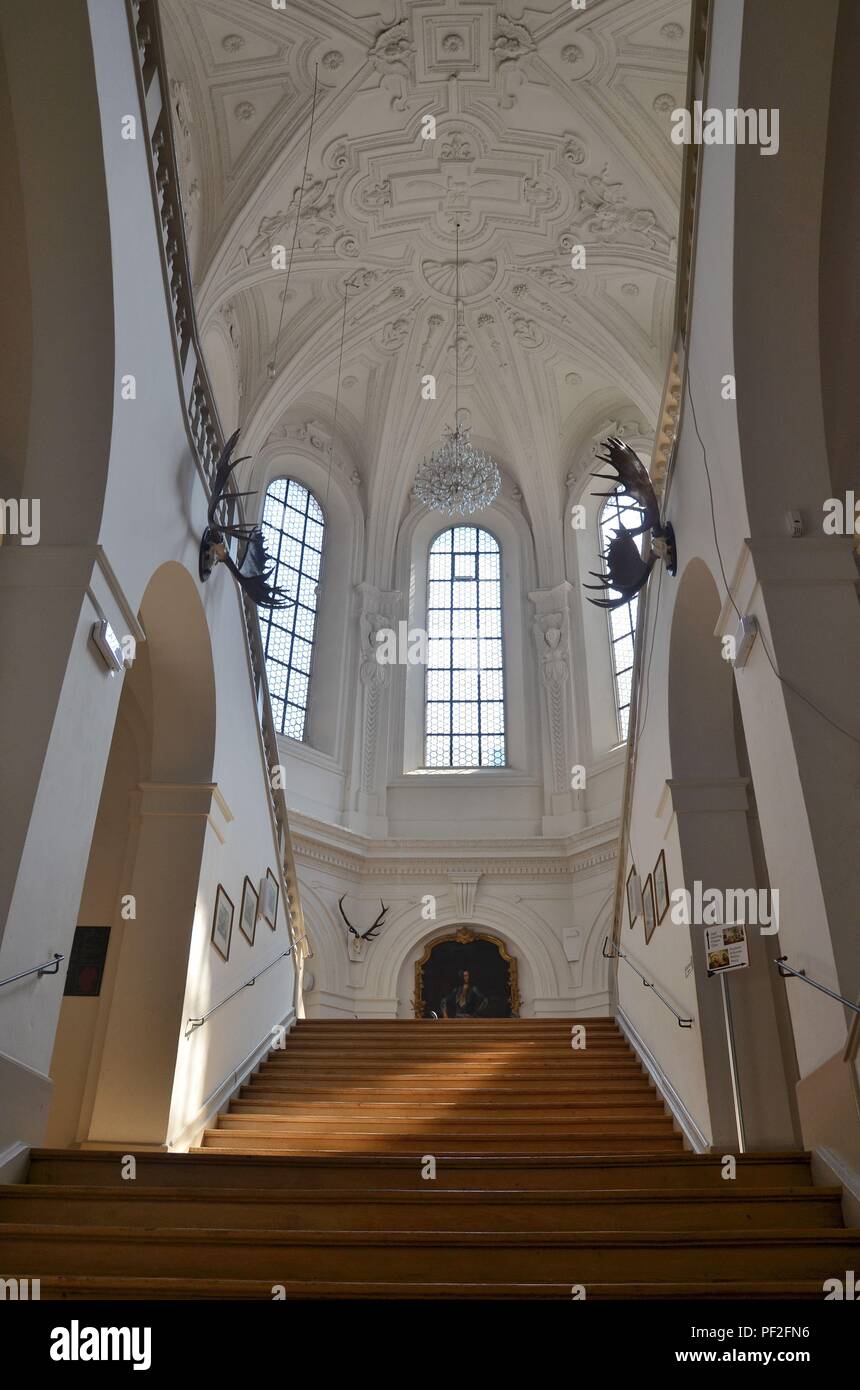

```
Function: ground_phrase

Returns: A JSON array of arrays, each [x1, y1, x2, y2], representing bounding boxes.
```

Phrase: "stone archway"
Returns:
[[46, 562, 217, 1148]]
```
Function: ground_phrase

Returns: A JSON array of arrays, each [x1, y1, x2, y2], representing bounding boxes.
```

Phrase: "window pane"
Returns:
[[424, 526, 506, 767], [426, 670, 450, 701], [599, 493, 642, 743], [257, 478, 326, 740]]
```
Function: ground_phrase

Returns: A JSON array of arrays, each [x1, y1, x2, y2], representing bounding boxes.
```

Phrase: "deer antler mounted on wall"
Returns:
[[199, 428, 293, 609], [584, 437, 676, 610], [339, 896, 389, 960]]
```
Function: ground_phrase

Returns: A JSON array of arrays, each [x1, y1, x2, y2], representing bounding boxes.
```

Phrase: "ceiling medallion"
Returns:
[[413, 223, 500, 517]]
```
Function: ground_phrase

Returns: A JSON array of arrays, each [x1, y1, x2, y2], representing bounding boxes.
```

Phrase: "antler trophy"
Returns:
[[199, 428, 293, 609], [584, 437, 676, 609]]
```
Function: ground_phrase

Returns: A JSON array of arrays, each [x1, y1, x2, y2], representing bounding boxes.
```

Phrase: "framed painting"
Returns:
[[642, 873, 656, 944], [261, 868, 279, 931], [239, 876, 258, 947], [625, 863, 641, 929], [211, 884, 234, 962], [654, 849, 669, 925]]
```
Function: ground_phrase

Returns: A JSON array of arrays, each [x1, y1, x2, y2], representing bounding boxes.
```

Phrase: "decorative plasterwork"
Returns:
[[160, 0, 690, 547], [529, 583, 576, 796], [448, 871, 482, 920], [289, 810, 620, 883]]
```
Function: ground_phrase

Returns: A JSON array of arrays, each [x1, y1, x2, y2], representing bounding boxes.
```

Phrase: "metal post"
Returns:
[[720, 971, 746, 1153]]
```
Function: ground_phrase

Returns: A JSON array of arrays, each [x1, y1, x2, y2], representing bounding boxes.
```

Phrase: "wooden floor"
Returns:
[[4, 1019, 858, 1298]]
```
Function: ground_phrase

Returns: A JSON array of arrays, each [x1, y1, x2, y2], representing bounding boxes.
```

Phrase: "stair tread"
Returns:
[[32, 1274, 830, 1300], [3, 1221, 856, 1246], [4, 1183, 839, 1205]]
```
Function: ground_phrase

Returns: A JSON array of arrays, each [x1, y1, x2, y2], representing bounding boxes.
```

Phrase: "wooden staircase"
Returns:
[[3, 1018, 858, 1298]]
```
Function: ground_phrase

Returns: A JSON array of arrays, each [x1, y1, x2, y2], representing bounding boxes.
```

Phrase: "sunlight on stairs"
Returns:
[[3, 1019, 858, 1299]]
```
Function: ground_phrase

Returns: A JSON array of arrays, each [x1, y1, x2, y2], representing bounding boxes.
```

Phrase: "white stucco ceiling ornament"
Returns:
[[160, 0, 691, 510], [422, 259, 496, 300]]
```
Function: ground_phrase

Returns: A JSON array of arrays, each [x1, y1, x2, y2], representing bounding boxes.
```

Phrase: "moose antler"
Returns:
[[199, 429, 294, 609], [338, 896, 389, 942], [584, 436, 675, 610]]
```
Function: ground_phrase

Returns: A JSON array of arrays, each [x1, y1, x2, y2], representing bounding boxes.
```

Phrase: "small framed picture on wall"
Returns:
[[654, 849, 669, 925], [260, 868, 279, 931], [211, 884, 234, 962], [625, 864, 641, 929], [642, 873, 656, 944], [239, 876, 258, 947]]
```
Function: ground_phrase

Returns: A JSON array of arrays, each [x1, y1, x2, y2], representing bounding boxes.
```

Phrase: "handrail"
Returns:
[[0, 953, 64, 990], [603, 937, 693, 1028], [774, 957, 860, 1017], [126, 0, 308, 968], [185, 948, 294, 1035]]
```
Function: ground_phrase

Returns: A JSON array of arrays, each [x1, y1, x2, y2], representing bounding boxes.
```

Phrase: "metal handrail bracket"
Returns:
[[0, 953, 64, 990], [774, 956, 860, 1017], [603, 937, 693, 1028]]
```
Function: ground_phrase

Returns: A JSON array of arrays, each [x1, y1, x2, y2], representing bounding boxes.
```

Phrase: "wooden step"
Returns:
[[258, 1064, 647, 1080], [245, 1078, 656, 1098], [234, 1096, 662, 1118], [2, 1223, 856, 1282], [198, 1132, 686, 1154], [0, 1185, 841, 1233], [293, 1023, 622, 1034], [28, 1149, 815, 1191], [30, 1274, 830, 1300], [218, 1110, 674, 1132]]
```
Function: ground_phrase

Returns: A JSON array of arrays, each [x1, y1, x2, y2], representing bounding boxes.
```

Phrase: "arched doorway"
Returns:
[[46, 562, 216, 1148], [414, 928, 520, 1019]]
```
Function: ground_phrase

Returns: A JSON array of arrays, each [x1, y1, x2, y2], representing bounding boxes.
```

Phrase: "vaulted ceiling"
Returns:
[[161, 0, 690, 570]]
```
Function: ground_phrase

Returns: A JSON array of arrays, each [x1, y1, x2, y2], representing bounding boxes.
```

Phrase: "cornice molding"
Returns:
[[290, 808, 620, 880]]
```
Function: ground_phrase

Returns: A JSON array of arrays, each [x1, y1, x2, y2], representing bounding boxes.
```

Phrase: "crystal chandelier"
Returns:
[[413, 423, 501, 515], [413, 223, 501, 516]]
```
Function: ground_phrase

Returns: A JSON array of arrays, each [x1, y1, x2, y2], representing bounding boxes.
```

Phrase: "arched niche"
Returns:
[[47, 562, 217, 1148]]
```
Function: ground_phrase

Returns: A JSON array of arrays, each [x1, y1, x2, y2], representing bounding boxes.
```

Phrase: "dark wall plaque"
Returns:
[[64, 925, 111, 997]]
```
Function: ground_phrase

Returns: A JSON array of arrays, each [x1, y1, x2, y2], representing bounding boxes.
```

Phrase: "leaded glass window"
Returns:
[[599, 494, 641, 741], [257, 478, 324, 740], [425, 526, 506, 768]]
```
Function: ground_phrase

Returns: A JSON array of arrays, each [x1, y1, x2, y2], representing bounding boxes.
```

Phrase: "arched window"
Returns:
[[425, 525, 505, 768], [258, 478, 324, 740], [599, 494, 641, 741]]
